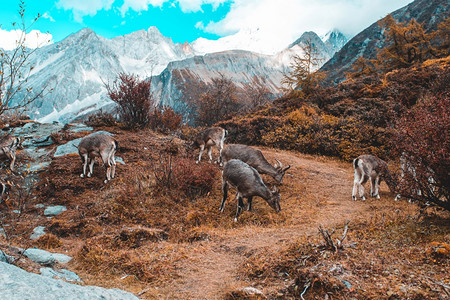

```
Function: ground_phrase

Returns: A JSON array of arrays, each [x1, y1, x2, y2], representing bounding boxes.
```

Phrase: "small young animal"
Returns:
[[352, 154, 397, 201], [193, 127, 227, 164], [221, 144, 291, 184], [220, 159, 281, 221], [0, 135, 21, 171], [77, 133, 118, 183]]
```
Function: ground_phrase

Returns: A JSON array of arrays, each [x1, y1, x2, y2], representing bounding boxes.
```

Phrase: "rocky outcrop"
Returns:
[[0, 261, 138, 300]]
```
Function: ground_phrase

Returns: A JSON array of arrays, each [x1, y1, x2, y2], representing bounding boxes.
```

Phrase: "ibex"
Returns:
[[77, 133, 118, 183], [193, 127, 227, 164], [220, 159, 281, 221], [221, 144, 291, 184], [0, 135, 21, 171], [352, 154, 397, 201]]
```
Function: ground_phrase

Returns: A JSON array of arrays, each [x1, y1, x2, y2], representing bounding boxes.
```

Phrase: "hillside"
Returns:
[[0, 124, 448, 299], [321, 0, 449, 84]]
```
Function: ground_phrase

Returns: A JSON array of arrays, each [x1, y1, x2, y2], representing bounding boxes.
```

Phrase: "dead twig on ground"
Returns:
[[425, 276, 450, 296], [319, 220, 350, 252]]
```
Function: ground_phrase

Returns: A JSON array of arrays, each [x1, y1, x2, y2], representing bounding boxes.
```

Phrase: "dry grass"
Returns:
[[1, 126, 448, 299]]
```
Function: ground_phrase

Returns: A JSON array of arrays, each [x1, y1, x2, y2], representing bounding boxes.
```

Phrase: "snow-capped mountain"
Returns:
[[14, 27, 195, 123], [9, 26, 347, 123]]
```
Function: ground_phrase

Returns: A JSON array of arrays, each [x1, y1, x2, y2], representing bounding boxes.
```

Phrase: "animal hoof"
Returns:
[[196, 161, 199, 164], [376, 195, 380, 199], [234, 218, 238, 222], [87, 173, 92, 178], [80, 174, 85, 178], [352, 196, 356, 201], [361, 196, 366, 201], [104, 179, 108, 184]]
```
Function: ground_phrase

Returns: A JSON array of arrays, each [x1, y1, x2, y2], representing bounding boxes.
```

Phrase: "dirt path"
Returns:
[[155, 148, 403, 299]]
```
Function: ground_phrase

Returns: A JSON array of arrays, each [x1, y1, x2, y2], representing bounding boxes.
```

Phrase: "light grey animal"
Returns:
[[352, 154, 397, 201], [193, 127, 227, 164], [77, 133, 118, 183], [0, 135, 21, 171], [220, 159, 281, 221], [221, 144, 291, 184]]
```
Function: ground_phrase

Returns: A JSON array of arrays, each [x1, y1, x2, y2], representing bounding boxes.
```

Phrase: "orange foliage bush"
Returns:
[[150, 106, 183, 134]]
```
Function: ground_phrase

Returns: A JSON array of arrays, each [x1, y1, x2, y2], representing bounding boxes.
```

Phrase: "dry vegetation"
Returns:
[[0, 125, 448, 299]]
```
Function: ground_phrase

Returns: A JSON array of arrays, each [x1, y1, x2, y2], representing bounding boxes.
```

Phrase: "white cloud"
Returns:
[[120, 0, 228, 15], [57, 0, 115, 22], [42, 12, 56, 22], [201, 0, 414, 52], [0, 29, 53, 51]]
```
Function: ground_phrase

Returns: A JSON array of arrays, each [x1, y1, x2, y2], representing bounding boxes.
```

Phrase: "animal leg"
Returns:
[[110, 155, 116, 179], [87, 158, 95, 177], [101, 151, 112, 182], [373, 176, 380, 199], [219, 181, 228, 212], [358, 175, 367, 201], [247, 196, 253, 211], [197, 145, 205, 164], [207, 146, 213, 163], [234, 194, 245, 222], [352, 171, 360, 201], [80, 154, 88, 178]]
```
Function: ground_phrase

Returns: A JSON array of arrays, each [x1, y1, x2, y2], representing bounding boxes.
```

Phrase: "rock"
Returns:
[[44, 205, 67, 216], [115, 156, 125, 165], [54, 138, 82, 157], [35, 204, 46, 208], [0, 261, 139, 299], [0, 251, 14, 264], [65, 123, 94, 133], [30, 226, 46, 240], [240, 287, 266, 297], [40, 267, 82, 283], [23, 248, 72, 265]]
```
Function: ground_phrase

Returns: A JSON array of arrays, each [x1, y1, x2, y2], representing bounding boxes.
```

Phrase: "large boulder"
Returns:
[[0, 261, 138, 299]]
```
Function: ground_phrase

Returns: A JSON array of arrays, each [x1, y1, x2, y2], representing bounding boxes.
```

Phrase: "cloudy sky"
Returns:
[[0, 0, 413, 51]]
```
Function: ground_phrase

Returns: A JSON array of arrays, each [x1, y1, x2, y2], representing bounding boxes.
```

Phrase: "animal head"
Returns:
[[274, 159, 291, 184], [266, 185, 281, 212]]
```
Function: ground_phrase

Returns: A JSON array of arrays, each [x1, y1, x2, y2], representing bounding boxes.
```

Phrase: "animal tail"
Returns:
[[353, 158, 359, 169]]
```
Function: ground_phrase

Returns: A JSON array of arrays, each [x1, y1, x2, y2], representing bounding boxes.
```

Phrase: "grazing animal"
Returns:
[[77, 133, 118, 183], [221, 144, 291, 184], [193, 127, 227, 164], [352, 154, 397, 201], [220, 159, 281, 221], [0, 135, 21, 171]]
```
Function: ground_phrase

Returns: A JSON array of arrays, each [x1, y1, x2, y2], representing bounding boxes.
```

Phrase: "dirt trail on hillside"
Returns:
[[155, 148, 399, 299]]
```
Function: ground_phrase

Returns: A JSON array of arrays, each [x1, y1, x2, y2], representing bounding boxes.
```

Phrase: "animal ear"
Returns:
[[272, 186, 278, 193]]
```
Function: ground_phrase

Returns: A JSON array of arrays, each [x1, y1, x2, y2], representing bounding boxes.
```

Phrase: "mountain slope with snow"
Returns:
[[9, 27, 347, 123]]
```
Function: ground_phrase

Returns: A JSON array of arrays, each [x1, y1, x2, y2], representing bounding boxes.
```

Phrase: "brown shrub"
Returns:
[[33, 233, 62, 249], [150, 106, 184, 134]]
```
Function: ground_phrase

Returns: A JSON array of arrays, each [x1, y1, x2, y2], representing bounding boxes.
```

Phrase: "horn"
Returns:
[[275, 159, 282, 169]]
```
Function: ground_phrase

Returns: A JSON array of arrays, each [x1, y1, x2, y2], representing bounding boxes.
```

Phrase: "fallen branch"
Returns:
[[425, 276, 450, 296], [319, 220, 350, 252]]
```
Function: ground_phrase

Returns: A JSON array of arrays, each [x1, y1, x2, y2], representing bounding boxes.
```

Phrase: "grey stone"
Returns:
[[40, 267, 82, 283], [66, 123, 94, 133], [0, 251, 14, 264], [54, 138, 82, 157], [23, 248, 72, 265], [0, 261, 139, 299], [44, 205, 67, 216], [35, 204, 46, 208], [30, 226, 46, 240], [115, 156, 125, 165]]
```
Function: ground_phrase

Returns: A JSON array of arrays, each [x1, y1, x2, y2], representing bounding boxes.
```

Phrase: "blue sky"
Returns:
[[0, 0, 414, 51]]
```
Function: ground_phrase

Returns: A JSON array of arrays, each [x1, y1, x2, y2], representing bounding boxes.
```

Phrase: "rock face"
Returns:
[[321, 0, 449, 84], [8, 24, 347, 123], [0, 261, 138, 300]]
